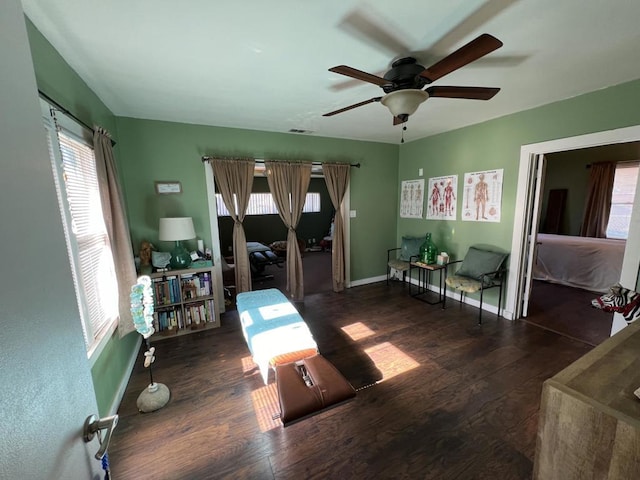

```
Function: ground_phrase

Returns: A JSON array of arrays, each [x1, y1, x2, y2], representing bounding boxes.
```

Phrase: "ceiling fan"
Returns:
[[323, 33, 503, 125]]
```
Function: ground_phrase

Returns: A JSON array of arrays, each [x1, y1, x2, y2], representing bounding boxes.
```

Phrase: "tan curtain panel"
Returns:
[[265, 161, 311, 301], [93, 127, 138, 337], [322, 163, 350, 292], [580, 161, 616, 238], [210, 158, 255, 293]]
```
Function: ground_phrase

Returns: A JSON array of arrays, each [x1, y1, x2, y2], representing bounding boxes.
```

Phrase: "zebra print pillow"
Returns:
[[591, 283, 640, 324]]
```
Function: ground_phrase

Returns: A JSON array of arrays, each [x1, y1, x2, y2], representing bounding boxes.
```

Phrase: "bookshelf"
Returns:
[[149, 266, 220, 339]]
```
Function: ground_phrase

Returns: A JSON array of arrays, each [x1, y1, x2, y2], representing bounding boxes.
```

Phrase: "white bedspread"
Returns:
[[533, 234, 625, 293]]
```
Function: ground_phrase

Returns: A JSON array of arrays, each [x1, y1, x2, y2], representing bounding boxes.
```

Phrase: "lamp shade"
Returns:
[[159, 217, 196, 241], [380, 89, 429, 117]]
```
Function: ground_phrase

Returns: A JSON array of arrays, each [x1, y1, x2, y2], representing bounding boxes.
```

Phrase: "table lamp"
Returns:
[[159, 217, 196, 269]]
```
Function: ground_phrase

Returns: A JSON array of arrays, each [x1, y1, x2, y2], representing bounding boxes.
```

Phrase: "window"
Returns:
[[42, 101, 118, 355], [606, 161, 639, 239], [216, 192, 321, 216]]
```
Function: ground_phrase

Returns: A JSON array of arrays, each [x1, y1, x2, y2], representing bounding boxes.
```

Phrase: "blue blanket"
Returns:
[[236, 288, 317, 383]]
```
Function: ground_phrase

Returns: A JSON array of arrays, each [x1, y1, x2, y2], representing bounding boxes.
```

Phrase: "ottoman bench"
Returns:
[[276, 354, 356, 426]]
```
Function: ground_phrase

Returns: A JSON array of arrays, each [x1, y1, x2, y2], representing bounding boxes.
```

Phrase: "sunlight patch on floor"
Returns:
[[341, 321, 376, 341], [364, 342, 420, 381], [241, 355, 258, 374], [250, 382, 281, 432]]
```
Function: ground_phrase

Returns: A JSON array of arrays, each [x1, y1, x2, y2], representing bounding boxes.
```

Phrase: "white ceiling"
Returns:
[[21, 0, 640, 144]]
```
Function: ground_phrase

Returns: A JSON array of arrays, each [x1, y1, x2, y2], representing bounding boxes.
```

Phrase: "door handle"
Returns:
[[83, 414, 119, 460]]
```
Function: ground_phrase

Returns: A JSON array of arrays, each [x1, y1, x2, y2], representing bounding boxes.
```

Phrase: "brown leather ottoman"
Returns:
[[269, 348, 318, 368], [276, 354, 356, 427]]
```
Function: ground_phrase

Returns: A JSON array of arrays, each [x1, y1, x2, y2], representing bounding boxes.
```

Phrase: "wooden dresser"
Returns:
[[534, 321, 640, 479]]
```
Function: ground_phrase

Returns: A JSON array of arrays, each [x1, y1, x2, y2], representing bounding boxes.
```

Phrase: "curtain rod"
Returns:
[[38, 90, 117, 146], [201, 156, 360, 168]]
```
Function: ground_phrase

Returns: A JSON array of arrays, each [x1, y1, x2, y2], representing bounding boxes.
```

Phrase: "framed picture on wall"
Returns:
[[426, 175, 458, 220], [461, 169, 503, 222], [400, 179, 424, 219], [155, 181, 182, 195]]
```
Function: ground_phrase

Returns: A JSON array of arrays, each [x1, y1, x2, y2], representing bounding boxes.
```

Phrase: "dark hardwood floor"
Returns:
[[525, 280, 613, 346], [109, 281, 593, 479]]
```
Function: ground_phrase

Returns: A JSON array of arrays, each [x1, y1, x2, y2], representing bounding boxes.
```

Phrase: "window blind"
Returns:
[[606, 161, 639, 239], [215, 192, 321, 216], [52, 129, 118, 348]]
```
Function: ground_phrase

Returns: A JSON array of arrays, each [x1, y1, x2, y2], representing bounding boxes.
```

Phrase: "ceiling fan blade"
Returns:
[[426, 86, 500, 100], [420, 33, 503, 82], [338, 7, 412, 57], [427, 0, 516, 54], [393, 116, 407, 126], [323, 97, 382, 117], [329, 66, 389, 87], [330, 69, 387, 91]]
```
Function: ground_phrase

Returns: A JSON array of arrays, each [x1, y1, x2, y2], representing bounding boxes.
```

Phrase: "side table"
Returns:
[[409, 261, 447, 307]]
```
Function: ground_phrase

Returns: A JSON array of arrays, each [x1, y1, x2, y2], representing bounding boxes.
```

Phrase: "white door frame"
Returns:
[[506, 125, 640, 334], [517, 153, 547, 319], [343, 183, 352, 287]]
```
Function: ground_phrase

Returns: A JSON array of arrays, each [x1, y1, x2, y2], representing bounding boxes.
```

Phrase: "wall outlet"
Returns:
[[419, 168, 423, 176], [350, 210, 357, 218]]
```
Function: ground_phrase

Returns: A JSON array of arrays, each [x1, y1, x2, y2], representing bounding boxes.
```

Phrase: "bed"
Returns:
[[236, 288, 318, 384], [533, 233, 625, 293]]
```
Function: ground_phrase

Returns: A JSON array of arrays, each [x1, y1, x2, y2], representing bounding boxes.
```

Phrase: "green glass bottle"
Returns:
[[420, 233, 438, 264]]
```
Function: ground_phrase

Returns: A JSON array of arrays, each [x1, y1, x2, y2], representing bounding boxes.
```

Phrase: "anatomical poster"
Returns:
[[426, 175, 458, 220], [461, 169, 503, 222], [400, 179, 424, 219]]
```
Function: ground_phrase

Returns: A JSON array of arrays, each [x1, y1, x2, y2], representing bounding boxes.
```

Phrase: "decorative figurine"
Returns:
[[139, 241, 154, 275]]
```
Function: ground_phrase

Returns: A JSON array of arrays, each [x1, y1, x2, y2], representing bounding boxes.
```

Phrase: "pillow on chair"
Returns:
[[456, 247, 507, 282], [399, 236, 423, 261]]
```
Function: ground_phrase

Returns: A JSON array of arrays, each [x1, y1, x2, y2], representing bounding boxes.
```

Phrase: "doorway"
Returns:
[[506, 125, 640, 337], [203, 161, 350, 310]]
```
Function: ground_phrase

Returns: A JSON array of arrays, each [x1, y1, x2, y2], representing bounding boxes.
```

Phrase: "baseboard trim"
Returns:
[[107, 334, 142, 416], [349, 275, 386, 287], [349, 275, 513, 320], [442, 288, 513, 321]]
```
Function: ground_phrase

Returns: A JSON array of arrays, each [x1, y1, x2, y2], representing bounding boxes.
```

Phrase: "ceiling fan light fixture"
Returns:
[[380, 89, 429, 117]]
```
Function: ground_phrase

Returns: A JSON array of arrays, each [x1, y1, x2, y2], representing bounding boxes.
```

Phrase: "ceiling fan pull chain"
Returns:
[[401, 125, 406, 144]]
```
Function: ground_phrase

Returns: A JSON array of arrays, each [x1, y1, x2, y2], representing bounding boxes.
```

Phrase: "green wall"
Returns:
[[541, 154, 590, 235], [26, 18, 116, 137], [114, 117, 399, 281], [24, 12, 640, 415], [26, 19, 139, 417], [399, 78, 640, 306]]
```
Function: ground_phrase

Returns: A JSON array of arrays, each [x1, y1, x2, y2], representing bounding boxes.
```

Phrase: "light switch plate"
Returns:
[[349, 210, 356, 218], [419, 168, 423, 176]]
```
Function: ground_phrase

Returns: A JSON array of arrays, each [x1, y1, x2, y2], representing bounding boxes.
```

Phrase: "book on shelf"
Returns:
[[152, 275, 180, 304], [150, 267, 219, 335], [201, 272, 211, 296], [154, 306, 183, 333]]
